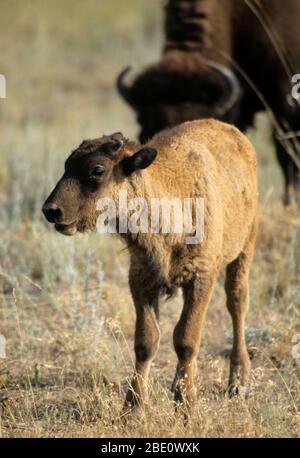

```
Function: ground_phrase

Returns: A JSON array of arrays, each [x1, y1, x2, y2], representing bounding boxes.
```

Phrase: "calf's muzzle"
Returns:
[[42, 202, 64, 223]]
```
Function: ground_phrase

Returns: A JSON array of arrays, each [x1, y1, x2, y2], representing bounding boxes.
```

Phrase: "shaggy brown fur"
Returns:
[[42, 119, 258, 416], [117, 0, 300, 205]]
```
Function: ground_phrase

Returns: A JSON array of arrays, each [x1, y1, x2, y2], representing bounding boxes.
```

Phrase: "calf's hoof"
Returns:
[[120, 403, 145, 423], [227, 384, 250, 399], [120, 386, 147, 422], [173, 384, 197, 424]]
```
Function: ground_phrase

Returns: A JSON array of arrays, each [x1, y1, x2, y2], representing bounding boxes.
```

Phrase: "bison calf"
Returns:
[[42, 119, 258, 416]]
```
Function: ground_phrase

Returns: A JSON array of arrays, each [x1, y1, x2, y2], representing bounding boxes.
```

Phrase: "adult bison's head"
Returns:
[[117, 52, 241, 142], [42, 133, 157, 236]]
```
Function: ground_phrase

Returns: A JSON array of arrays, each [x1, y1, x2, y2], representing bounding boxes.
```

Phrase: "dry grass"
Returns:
[[0, 0, 299, 438]]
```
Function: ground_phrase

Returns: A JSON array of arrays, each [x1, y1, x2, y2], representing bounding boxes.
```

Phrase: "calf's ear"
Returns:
[[121, 148, 157, 176], [98, 139, 124, 157]]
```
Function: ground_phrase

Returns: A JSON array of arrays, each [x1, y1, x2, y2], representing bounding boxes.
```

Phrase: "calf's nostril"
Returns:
[[42, 203, 63, 223]]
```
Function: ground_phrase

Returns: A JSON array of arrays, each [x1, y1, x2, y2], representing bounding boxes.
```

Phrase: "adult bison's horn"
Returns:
[[117, 66, 134, 105], [205, 60, 241, 116]]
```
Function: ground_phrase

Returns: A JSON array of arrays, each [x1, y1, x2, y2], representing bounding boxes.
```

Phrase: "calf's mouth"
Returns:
[[54, 221, 78, 236]]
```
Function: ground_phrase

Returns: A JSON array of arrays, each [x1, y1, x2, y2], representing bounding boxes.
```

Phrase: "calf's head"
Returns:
[[42, 132, 157, 236]]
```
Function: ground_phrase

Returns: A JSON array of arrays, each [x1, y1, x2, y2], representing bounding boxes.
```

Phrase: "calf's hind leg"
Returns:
[[225, 227, 256, 397]]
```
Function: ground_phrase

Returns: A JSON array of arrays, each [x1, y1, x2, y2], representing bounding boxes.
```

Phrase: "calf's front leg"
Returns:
[[173, 273, 215, 413], [123, 296, 160, 416]]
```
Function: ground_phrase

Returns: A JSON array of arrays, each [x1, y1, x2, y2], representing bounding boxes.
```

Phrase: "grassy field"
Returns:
[[0, 0, 299, 438]]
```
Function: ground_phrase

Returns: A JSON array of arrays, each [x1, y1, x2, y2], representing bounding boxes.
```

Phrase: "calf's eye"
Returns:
[[90, 166, 105, 179]]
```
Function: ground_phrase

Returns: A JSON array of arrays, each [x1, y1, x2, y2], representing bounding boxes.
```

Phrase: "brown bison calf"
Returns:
[[42, 119, 258, 416]]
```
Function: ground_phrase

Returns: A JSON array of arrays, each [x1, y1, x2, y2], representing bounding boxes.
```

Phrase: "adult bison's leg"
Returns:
[[274, 134, 300, 206], [225, 223, 256, 397], [269, 89, 300, 206], [173, 271, 215, 413], [122, 268, 160, 417]]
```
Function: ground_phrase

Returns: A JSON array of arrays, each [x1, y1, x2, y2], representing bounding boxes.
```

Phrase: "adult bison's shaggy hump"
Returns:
[[117, 0, 300, 205], [42, 119, 258, 416]]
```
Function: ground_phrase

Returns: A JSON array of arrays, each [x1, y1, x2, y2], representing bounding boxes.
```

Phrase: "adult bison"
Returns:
[[117, 0, 300, 205]]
